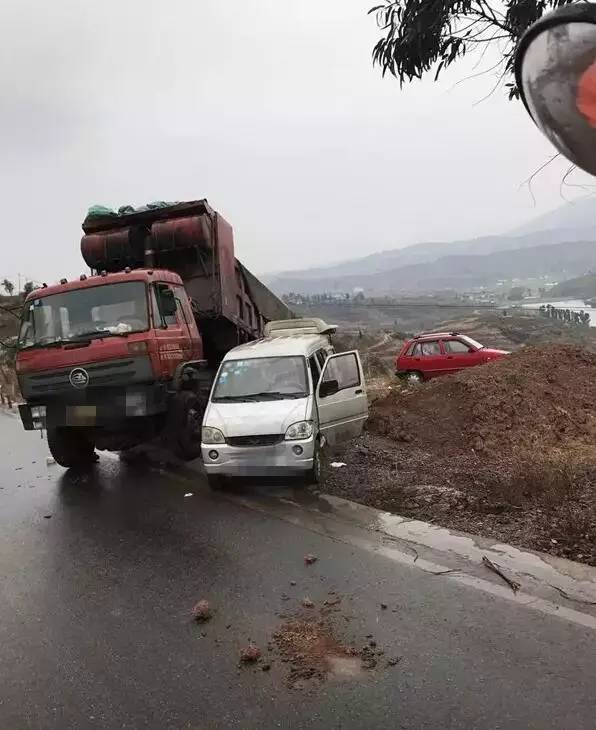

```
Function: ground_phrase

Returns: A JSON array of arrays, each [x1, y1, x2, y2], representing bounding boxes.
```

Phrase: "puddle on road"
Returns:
[[326, 655, 363, 680]]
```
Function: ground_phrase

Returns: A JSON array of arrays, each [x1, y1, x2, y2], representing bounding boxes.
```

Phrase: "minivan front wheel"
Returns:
[[304, 440, 322, 486]]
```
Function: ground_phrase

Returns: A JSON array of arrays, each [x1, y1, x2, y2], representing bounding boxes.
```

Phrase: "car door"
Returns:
[[410, 340, 444, 378], [316, 351, 368, 446], [442, 338, 479, 372]]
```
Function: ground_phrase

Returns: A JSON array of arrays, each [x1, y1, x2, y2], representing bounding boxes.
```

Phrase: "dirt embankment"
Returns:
[[325, 345, 596, 566]]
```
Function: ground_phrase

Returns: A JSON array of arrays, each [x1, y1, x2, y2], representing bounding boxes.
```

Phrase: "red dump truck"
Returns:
[[16, 200, 293, 467]]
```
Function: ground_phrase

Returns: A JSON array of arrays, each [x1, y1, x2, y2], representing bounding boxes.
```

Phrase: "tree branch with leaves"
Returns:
[[370, 0, 580, 99]]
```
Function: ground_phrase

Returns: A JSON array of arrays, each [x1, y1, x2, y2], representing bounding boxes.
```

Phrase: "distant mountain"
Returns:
[[510, 197, 596, 236], [549, 273, 596, 300], [264, 199, 596, 296], [270, 240, 596, 296]]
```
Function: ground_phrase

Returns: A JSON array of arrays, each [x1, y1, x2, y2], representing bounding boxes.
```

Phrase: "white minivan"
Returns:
[[201, 319, 368, 487]]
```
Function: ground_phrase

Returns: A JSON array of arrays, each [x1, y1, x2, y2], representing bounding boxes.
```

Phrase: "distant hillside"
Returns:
[[266, 228, 596, 288], [264, 199, 596, 296], [511, 197, 596, 236], [270, 240, 596, 296], [549, 273, 596, 300]]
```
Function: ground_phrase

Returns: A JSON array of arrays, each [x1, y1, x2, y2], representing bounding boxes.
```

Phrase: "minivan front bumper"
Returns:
[[202, 435, 315, 477]]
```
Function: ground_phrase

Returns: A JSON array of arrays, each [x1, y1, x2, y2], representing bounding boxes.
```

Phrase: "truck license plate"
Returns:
[[67, 405, 96, 425]]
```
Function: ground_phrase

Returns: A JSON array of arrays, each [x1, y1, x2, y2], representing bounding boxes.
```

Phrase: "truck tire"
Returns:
[[169, 391, 205, 461], [47, 427, 97, 469]]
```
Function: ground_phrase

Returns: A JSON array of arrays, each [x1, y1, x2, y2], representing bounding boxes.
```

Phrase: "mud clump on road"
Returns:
[[326, 345, 596, 566], [272, 615, 370, 688]]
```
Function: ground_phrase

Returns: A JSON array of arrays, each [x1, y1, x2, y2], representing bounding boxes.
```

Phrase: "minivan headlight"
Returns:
[[285, 421, 314, 441], [202, 426, 225, 444]]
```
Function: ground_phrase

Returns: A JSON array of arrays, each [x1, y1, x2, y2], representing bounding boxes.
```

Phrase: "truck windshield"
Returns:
[[212, 356, 309, 401], [18, 282, 149, 349]]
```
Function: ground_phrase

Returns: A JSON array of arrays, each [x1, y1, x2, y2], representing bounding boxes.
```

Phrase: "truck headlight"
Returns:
[[31, 405, 46, 419], [202, 426, 225, 444], [285, 421, 314, 441]]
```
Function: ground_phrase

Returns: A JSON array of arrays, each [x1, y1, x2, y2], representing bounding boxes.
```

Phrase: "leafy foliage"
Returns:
[[1, 279, 14, 296], [370, 0, 579, 99]]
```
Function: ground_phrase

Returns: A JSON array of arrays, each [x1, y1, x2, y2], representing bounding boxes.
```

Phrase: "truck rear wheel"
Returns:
[[47, 427, 97, 469], [169, 391, 205, 461]]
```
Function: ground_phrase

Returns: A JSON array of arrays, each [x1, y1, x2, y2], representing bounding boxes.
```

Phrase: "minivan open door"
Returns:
[[316, 351, 368, 446]]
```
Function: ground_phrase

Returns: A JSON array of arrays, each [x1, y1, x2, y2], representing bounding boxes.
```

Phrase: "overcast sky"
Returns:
[[0, 0, 588, 285]]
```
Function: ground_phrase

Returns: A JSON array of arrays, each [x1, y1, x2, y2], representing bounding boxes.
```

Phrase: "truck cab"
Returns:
[[17, 269, 207, 465]]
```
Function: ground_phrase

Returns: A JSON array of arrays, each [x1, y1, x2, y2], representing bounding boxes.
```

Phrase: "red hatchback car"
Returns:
[[395, 332, 509, 384]]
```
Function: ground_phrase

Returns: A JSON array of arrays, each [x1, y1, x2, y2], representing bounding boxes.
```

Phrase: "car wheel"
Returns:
[[405, 371, 423, 385]]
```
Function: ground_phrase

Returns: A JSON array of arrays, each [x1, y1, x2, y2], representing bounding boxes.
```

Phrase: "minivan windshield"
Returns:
[[212, 356, 309, 402], [18, 282, 149, 349]]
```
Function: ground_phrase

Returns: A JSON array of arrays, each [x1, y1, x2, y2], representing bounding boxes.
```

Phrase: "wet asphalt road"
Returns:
[[1, 411, 596, 729]]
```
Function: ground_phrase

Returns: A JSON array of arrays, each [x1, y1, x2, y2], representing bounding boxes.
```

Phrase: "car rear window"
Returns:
[[419, 341, 441, 356]]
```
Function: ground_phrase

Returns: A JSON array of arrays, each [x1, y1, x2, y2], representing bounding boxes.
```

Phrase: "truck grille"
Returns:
[[21, 357, 153, 399], [226, 434, 284, 447]]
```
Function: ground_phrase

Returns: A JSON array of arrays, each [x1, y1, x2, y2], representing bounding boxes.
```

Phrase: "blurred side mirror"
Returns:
[[515, 5, 596, 175], [319, 379, 339, 398]]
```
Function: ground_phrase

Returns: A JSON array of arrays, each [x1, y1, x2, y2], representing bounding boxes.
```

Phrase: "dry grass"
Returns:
[[491, 447, 591, 507]]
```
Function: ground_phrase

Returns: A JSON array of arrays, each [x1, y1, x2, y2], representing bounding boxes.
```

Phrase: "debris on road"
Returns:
[[290, 580, 297, 586], [304, 554, 318, 565], [240, 644, 261, 663], [271, 598, 392, 688], [387, 656, 402, 667], [301, 597, 314, 608], [482, 556, 520, 594], [191, 600, 212, 622], [360, 645, 378, 670], [331, 462, 347, 468]]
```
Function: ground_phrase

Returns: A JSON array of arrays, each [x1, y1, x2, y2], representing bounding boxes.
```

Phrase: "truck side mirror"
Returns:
[[160, 289, 177, 318]]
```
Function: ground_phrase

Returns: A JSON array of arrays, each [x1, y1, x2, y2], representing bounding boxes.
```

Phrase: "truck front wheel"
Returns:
[[47, 427, 97, 469], [169, 391, 205, 461]]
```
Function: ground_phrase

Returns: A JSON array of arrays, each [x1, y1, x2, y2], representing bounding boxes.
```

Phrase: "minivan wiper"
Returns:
[[241, 391, 307, 401]]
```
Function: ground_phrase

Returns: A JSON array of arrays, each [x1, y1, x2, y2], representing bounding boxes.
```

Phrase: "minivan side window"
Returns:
[[321, 352, 360, 391]]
